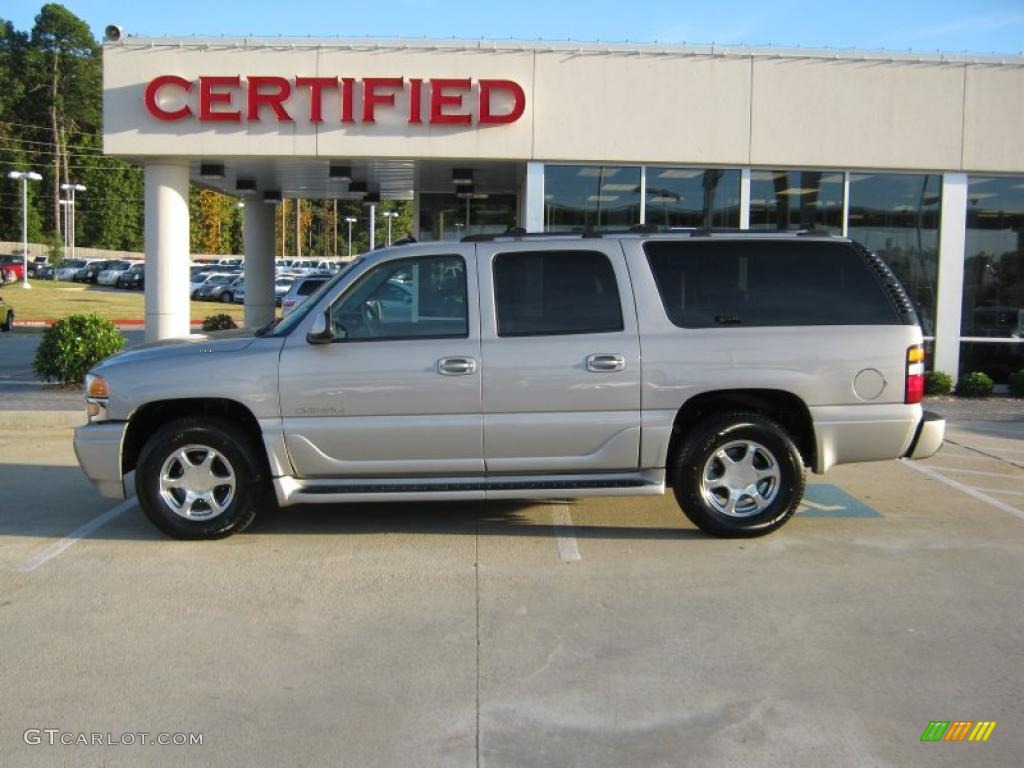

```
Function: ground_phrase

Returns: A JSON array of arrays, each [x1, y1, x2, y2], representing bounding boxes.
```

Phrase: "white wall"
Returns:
[[104, 40, 1024, 174]]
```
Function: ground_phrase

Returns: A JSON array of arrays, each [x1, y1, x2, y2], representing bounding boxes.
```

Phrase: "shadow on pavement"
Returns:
[[0, 464, 704, 542]]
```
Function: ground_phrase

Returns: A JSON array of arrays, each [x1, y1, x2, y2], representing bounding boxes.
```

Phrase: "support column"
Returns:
[[739, 168, 751, 229], [933, 173, 968, 376], [524, 161, 544, 232], [144, 161, 191, 341], [368, 204, 376, 251], [244, 200, 277, 329]]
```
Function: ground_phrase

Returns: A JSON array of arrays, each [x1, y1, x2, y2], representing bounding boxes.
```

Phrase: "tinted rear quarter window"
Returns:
[[644, 239, 900, 327], [494, 250, 623, 336], [298, 279, 327, 296]]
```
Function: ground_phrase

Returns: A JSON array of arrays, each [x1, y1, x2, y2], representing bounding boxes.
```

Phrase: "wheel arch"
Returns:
[[665, 389, 816, 475], [122, 398, 270, 478]]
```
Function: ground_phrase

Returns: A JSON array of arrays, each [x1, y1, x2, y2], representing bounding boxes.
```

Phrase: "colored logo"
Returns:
[[920, 721, 997, 742]]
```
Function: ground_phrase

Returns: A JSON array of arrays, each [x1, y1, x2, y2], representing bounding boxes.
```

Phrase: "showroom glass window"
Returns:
[[544, 165, 641, 231], [419, 193, 517, 241], [846, 173, 941, 336], [645, 168, 741, 228], [959, 176, 1024, 383], [749, 170, 844, 233]]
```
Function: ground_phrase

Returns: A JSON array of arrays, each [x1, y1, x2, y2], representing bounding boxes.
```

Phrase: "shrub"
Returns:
[[924, 371, 953, 396], [33, 314, 125, 385], [202, 314, 237, 331], [1009, 369, 1024, 397], [956, 371, 994, 398]]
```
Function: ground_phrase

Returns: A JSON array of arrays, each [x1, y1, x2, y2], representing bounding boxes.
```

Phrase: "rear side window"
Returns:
[[644, 240, 900, 328], [298, 279, 327, 296], [494, 250, 623, 336]]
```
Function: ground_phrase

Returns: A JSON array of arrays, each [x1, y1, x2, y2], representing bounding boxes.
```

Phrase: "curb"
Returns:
[[0, 410, 86, 430]]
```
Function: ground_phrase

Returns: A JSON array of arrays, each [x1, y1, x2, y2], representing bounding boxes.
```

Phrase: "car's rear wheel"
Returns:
[[135, 417, 265, 539], [671, 412, 805, 537]]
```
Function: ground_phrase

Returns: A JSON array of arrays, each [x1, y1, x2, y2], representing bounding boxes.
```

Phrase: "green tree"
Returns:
[[24, 4, 101, 236]]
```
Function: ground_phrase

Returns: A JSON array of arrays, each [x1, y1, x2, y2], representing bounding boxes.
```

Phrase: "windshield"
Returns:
[[268, 258, 364, 337], [209, 275, 234, 285]]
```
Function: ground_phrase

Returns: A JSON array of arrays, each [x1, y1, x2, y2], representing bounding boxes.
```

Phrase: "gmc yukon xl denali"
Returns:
[[74, 232, 945, 539]]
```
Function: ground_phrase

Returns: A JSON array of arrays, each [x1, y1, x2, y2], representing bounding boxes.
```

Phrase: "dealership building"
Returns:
[[103, 37, 1024, 381]]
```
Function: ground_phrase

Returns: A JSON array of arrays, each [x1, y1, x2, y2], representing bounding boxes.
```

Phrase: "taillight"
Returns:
[[906, 345, 925, 404]]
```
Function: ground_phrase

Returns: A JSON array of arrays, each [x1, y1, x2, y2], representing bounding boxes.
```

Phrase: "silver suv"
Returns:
[[74, 232, 945, 540]]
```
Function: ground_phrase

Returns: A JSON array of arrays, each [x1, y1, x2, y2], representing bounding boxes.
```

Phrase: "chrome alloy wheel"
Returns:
[[158, 444, 237, 520], [700, 439, 781, 518]]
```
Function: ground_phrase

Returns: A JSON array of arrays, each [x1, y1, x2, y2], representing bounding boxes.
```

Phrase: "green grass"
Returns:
[[2, 279, 249, 323]]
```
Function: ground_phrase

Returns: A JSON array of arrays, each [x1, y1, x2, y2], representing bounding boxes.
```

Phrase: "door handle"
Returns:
[[438, 356, 478, 376], [586, 353, 626, 372]]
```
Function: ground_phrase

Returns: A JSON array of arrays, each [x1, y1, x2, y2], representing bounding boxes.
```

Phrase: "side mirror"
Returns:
[[306, 310, 333, 345]]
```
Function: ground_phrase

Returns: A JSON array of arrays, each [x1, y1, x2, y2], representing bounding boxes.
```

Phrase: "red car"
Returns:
[[0, 255, 26, 283]]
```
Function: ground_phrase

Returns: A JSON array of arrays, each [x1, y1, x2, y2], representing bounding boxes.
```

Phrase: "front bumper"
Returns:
[[73, 421, 129, 499], [903, 410, 946, 460]]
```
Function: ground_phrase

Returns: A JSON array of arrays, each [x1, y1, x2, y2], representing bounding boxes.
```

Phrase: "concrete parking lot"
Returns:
[[1, 332, 1022, 766]]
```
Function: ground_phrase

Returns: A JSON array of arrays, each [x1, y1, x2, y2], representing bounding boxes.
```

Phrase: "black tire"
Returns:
[[671, 412, 805, 538], [220, 292, 232, 303], [1, 310, 12, 332], [135, 417, 266, 539]]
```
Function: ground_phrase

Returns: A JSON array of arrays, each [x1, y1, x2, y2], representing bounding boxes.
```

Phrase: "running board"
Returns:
[[273, 470, 665, 506]]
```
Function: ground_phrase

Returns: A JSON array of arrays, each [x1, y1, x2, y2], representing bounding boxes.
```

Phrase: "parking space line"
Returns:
[[972, 487, 1024, 497], [13, 499, 136, 573], [920, 466, 1017, 478], [551, 503, 581, 563], [901, 460, 1024, 522]]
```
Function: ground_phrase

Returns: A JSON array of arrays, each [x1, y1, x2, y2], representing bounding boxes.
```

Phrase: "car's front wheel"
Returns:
[[220, 292, 232, 303], [671, 412, 805, 537], [135, 417, 265, 539]]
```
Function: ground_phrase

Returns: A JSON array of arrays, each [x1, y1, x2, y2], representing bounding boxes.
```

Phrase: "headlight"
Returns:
[[84, 374, 109, 421]]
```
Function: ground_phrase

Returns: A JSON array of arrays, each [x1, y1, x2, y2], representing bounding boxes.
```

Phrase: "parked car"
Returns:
[[74, 233, 946, 540], [116, 262, 145, 289], [0, 254, 26, 283], [98, 260, 139, 287], [281, 275, 329, 316], [195, 274, 243, 303], [189, 269, 216, 298], [74, 259, 113, 284], [36, 264, 56, 280], [28, 256, 48, 278], [233, 279, 245, 304], [274, 277, 295, 306], [126, 267, 144, 291], [0, 294, 12, 332], [57, 259, 91, 281]]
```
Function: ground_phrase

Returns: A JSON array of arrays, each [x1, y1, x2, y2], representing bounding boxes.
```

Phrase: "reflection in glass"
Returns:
[[419, 193, 517, 241], [749, 170, 844, 232], [959, 176, 1024, 382], [847, 173, 941, 336], [644, 168, 740, 228], [544, 165, 641, 231]]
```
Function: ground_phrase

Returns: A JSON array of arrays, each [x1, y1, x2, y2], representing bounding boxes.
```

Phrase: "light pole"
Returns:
[[60, 183, 86, 261], [382, 210, 399, 245], [8, 170, 42, 289], [344, 216, 357, 257]]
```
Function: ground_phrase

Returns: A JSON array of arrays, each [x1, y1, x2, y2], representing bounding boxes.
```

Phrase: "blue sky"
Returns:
[[6, 0, 1024, 55]]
